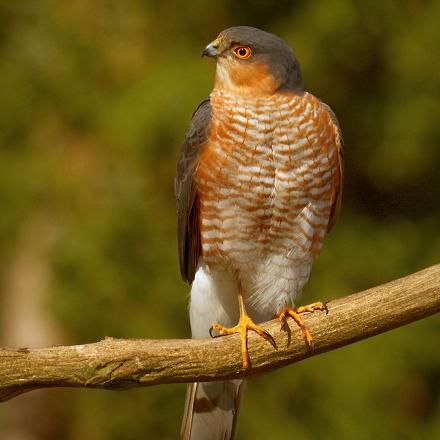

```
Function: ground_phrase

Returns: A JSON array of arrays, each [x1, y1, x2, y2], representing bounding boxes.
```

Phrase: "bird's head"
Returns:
[[202, 26, 303, 96]]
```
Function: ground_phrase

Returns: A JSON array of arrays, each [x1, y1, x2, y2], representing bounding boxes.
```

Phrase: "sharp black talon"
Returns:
[[209, 326, 215, 338], [280, 316, 287, 331], [264, 331, 277, 350], [210, 327, 229, 338]]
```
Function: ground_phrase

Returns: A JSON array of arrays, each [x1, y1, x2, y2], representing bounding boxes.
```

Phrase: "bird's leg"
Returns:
[[278, 302, 327, 350], [210, 284, 276, 370]]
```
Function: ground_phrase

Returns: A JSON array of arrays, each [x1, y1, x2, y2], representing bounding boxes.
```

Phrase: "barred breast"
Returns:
[[195, 90, 340, 313]]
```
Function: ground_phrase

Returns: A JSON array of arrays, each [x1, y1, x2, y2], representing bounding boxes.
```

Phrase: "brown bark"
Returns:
[[1, 264, 439, 403]]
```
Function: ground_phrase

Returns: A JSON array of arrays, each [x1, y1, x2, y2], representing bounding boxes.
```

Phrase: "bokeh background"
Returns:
[[0, 1, 439, 439]]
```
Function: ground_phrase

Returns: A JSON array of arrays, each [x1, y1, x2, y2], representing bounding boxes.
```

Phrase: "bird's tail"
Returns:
[[180, 380, 245, 440]]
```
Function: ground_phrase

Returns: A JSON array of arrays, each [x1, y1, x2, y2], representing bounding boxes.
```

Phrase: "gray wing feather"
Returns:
[[175, 99, 212, 283], [321, 102, 344, 232]]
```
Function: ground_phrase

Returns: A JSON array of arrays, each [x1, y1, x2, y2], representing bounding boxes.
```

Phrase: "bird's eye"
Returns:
[[233, 46, 251, 59]]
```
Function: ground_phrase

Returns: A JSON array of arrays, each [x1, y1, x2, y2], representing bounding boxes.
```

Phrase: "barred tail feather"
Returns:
[[181, 380, 245, 440]]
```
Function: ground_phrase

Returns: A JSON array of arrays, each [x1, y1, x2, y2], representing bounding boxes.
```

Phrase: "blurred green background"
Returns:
[[0, 1, 439, 439]]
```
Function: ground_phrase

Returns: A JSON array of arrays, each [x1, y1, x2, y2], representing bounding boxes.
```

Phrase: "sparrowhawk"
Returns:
[[175, 26, 343, 440]]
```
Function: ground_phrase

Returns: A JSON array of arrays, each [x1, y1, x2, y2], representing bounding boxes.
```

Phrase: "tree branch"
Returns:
[[1, 264, 439, 403]]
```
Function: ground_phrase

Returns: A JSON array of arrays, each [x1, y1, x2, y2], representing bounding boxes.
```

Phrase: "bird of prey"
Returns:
[[175, 26, 343, 440]]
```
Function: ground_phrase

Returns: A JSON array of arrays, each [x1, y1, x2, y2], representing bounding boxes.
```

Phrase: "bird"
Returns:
[[175, 26, 343, 440]]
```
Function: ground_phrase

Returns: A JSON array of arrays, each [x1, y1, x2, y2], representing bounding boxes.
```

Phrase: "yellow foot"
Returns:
[[278, 302, 327, 350], [210, 314, 276, 370]]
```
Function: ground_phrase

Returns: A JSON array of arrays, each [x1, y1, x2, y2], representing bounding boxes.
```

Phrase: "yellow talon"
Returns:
[[210, 313, 276, 369], [278, 301, 327, 350], [210, 284, 277, 369]]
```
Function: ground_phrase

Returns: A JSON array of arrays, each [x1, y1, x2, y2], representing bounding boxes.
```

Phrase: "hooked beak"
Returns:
[[202, 41, 220, 58]]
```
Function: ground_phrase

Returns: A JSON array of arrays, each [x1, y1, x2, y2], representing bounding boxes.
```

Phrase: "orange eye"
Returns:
[[233, 46, 251, 59]]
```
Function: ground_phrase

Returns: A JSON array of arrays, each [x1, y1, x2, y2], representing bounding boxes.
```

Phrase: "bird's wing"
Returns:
[[175, 99, 212, 283], [322, 102, 344, 232]]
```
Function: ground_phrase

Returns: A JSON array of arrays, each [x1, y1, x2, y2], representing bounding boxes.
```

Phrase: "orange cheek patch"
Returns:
[[224, 62, 279, 95]]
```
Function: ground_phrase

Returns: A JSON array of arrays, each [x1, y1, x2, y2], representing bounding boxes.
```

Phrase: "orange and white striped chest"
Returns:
[[195, 90, 338, 275]]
